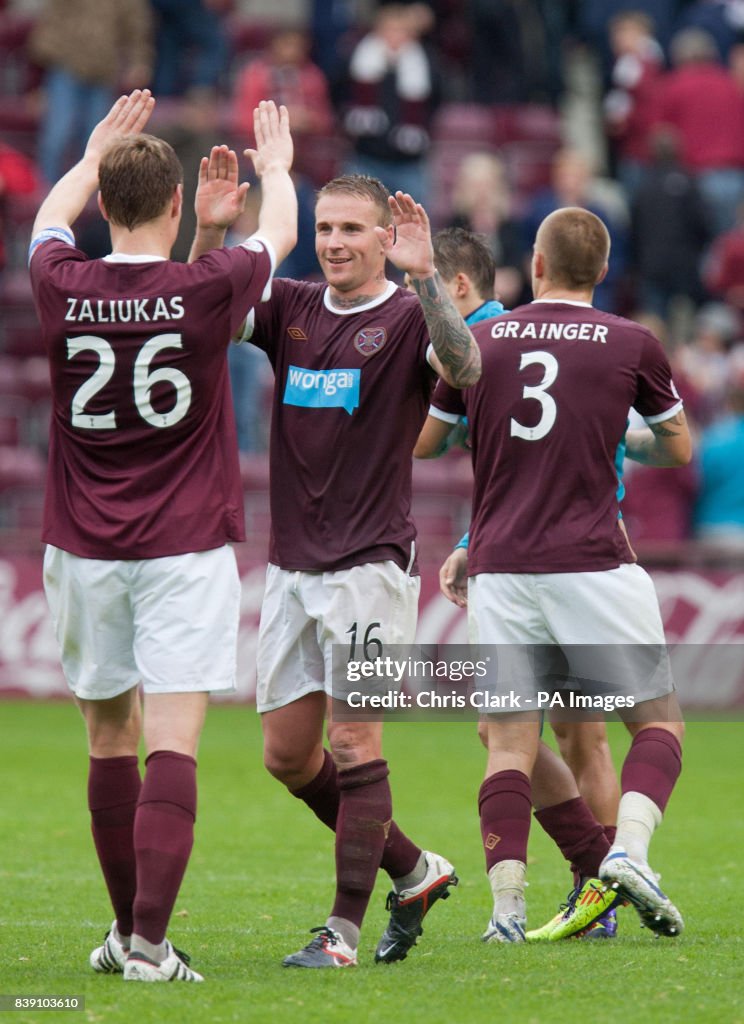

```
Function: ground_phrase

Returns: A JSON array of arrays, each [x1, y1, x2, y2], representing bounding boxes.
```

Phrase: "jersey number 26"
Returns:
[[67, 333, 192, 430]]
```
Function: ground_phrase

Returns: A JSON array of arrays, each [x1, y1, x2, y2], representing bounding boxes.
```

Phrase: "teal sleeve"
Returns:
[[455, 531, 469, 550]]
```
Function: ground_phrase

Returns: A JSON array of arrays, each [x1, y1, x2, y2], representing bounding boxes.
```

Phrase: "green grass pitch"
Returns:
[[1, 700, 742, 1024]]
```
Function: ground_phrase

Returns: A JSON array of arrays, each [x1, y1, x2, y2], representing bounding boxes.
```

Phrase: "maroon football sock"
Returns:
[[88, 755, 141, 937], [478, 770, 532, 871], [381, 820, 423, 879], [534, 796, 611, 884], [621, 727, 682, 813], [330, 759, 392, 928], [291, 748, 339, 830], [292, 749, 421, 879], [132, 750, 197, 946]]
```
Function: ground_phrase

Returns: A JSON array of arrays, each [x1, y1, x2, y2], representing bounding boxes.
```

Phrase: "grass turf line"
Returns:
[[0, 701, 742, 1024]]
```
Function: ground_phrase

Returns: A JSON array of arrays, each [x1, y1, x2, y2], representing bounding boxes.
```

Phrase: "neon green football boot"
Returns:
[[547, 878, 622, 941]]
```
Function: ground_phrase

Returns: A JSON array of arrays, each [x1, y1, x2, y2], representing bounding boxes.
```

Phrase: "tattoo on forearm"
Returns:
[[649, 412, 684, 438], [411, 271, 481, 387], [626, 410, 688, 466]]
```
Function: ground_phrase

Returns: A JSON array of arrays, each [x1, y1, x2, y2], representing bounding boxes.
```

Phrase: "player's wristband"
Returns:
[[455, 531, 469, 550]]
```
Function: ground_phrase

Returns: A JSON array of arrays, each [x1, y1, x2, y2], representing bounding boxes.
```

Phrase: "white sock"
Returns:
[[487, 859, 526, 919], [130, 934, 168, 963], [393, 851, 428, 893], [610, 791, 662, 864], [326, 917, 359, 950], [112, 923, 130, 949]]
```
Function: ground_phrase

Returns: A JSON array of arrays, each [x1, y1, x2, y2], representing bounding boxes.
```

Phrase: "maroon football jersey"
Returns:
[[431, 300, 683, 573], [30, 236, 273, 559], [247, 279, 434, 572]]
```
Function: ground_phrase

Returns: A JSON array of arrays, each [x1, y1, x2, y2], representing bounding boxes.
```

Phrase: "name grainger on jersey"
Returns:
[[491, 319, 609, 344], [64, 295, 185, 324]]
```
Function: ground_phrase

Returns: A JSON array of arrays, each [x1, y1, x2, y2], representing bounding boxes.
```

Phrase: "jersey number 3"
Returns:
[[510, 350, 558, 442], [68, 333, 192, 430]]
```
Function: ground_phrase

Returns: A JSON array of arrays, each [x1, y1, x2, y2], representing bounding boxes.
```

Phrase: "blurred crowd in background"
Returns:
[[1, 0, 744, 553]]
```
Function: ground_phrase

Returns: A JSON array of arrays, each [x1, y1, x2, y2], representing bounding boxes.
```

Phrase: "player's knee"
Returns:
[[477, 720, 488, 749], [552, 723, 609, 772], [328, 725, 378, 771], [263, 743, 308, 785], [86, 712, 141, 758]]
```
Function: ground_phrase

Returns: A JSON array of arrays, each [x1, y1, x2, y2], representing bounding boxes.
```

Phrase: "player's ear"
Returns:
[[533, 249, 545, 279], [595, 261, 609, 286], [455, 272, 470, 298], [96, 192, 110, 223], [171, 183, 183, 219]]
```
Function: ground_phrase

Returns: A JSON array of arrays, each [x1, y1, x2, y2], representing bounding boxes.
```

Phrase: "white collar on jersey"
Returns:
[[531, 298, 593, 308], [323, 279, 397, 315], [102, 253, 167, 263]]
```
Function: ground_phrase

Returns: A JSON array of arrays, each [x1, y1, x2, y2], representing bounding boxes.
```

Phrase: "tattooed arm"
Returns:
[[379, 192, 482, 388], [409, 271, 482, 387], [625, 410, 692, 466]]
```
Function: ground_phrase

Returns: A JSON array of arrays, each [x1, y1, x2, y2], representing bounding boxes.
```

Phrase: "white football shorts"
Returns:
[[43, 544, 241, 700], [467, 563, 674, 706], [256, 560, 420, 713]]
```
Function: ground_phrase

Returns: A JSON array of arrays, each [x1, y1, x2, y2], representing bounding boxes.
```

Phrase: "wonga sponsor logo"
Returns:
[[283, 365, 361, 415]]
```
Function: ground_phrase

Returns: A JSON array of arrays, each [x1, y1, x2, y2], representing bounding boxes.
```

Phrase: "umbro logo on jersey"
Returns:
[[354, 326, 387, 356], [287, 326, 308, 341]]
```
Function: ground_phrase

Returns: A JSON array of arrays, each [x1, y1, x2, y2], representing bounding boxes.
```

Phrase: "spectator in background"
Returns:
[[677, 302, 743, 423], [28, 0, 153, 184], [341, 3, 439, 204], [0, 140, 42, 274], [158, 87, 222, 262], [522, 147, 629, 313], [694, 371, 744, 547], [232, 27, 335, 144], [604, 10, 664, 198], [577, 0, 678, 70], [310, 0, 357, 91], [468, 0, 532, 103], [704, 200, 744, 317], [448, 152, 529, 309], [468, 0, 564, 104], [651, 27, 744, 234], [150, 0, 230, 97], [675, 0, 744, 60], [631, 127, 710, 319], [726, 36, 744, 89]]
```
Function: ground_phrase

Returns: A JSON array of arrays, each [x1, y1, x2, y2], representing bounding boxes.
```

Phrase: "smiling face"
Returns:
[[315, 192, 393, 302]]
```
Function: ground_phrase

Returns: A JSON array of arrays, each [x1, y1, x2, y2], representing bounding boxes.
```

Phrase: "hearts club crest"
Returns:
[[354, 326, 387, 356]]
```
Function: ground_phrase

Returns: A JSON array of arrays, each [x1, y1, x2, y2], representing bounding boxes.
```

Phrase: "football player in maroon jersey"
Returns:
[[414, 226, 622, 940], [191, 182, 482, 967], [30, 91, 297, 981], [425, 207, 691, 943]]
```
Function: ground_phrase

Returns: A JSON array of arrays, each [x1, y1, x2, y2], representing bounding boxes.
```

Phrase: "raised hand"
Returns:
[[376, 191, 435, 277], [244, 101, 293, 179], [195, 145, 250, 231], [84, 89, 155, 164]]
